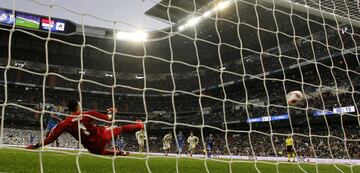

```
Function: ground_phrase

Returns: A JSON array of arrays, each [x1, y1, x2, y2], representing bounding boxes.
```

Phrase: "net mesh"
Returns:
[[1, 0, 360, 173]]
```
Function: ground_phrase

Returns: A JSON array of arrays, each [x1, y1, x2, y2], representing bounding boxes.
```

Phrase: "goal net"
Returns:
[[0, 0, 360, 172]]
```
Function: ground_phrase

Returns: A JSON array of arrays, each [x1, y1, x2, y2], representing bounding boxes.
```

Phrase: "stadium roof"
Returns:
[[292, 0, 360, 21], [145, 0, 213, 23]]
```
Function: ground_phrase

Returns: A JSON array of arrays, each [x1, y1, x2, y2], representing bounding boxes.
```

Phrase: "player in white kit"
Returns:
[[163, 131, 173, 156], [135, 129, 146, 153], [187, 132, 199, 157]]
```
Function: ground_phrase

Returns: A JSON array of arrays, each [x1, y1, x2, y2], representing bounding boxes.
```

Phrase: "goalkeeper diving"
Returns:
[[26, 99, 144, 155]]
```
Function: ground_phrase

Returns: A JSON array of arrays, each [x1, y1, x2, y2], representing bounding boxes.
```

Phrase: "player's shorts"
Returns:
[[189, 144, 196, 150], [138, 140, 144, 146], [178, 142, 184, 150], [119, 144, 125, 150], [207, 144, 213, 151], [287, 146, 294, 153], [46, 122, 57, 131], [163, 142, 171, 150]]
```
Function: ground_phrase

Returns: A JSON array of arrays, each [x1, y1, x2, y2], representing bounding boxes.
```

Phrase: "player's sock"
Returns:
[[287, 154, 290, 161], [123, 124, 142, 132], [115, 123, 143, 136], [292, 153, 296, 162]]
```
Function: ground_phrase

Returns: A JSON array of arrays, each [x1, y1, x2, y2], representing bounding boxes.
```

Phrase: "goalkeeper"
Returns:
[[27, 99, 143, 155]]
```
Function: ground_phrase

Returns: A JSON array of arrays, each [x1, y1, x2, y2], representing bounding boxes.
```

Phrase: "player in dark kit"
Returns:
[[117, 136, 127, 151], [45, 106, 62, 147], [29, 133, 35, 144], [26, 99, 143, 155], [177, 131, 185, 155], [206, 134, 214, 158]]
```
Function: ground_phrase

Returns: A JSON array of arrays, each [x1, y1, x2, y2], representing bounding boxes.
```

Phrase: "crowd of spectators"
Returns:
[[2, 127, 78, 149], [1, 62, 360, 127]]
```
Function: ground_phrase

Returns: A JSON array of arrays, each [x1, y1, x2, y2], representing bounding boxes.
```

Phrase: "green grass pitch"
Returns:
[[0, 148, 359, 173]]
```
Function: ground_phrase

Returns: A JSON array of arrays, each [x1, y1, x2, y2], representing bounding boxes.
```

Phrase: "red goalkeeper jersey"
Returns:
[[43, 111, 116, 154]]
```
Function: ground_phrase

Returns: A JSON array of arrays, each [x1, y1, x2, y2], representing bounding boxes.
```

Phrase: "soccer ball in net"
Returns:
[[287, 91, 305, 106]]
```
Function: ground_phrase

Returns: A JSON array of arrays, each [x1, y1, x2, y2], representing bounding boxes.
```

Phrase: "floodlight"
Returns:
[[215, 1, 231, 10], [116, 31, 148, 42], [187, 17, 201, 26]]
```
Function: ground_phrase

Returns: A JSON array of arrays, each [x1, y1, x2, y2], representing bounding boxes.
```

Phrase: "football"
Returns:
[[287, 91, 305, 106]]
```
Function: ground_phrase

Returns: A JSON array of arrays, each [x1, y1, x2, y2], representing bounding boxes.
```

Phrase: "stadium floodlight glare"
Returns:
[[178, 25, 185, 31], [187, 17, 201, 26], [178, 1, 234, 31], [116, 31, 148, 42], [202, 10, 213, 18], [215, 0, 231, 10], [177, 17, 201, 31]]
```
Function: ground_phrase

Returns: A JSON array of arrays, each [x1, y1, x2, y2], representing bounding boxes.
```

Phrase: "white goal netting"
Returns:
[[1, 0, 360, 173]]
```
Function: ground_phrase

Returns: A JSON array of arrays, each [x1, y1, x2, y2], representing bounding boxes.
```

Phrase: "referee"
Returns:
[[285, 135, 295, 162]]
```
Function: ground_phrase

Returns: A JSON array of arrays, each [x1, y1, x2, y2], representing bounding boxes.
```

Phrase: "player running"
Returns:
[[285, 135, 296, 162], [163, 132, 172, 156], [187, 132, 199, 157], [135, 129, 146, 153], [26, 99, 143, 156], [177, 131, 185, 155], [206, 133, 214, 158]]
